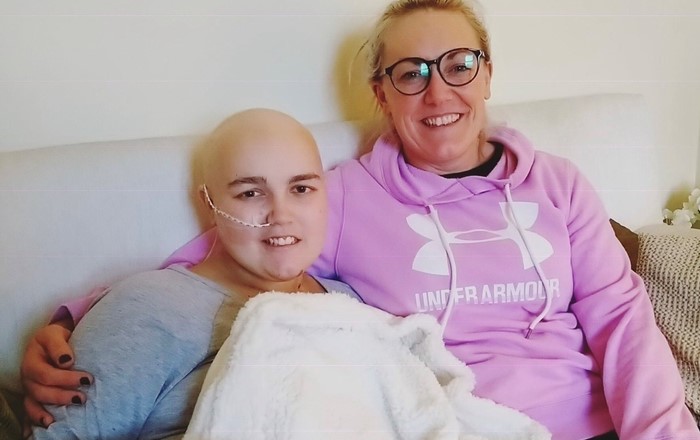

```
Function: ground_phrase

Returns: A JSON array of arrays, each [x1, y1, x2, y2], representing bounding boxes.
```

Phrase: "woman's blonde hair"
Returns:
[[365, 0, 491, 83]]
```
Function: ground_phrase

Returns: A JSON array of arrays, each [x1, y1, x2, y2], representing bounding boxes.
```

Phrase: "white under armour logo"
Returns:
[[408, 202, 554, 276]]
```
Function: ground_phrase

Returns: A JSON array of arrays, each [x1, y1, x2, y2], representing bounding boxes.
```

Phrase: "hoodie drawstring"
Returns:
[[426, 205, 458, 336], [426, 184, 555, 339], [503, 183, 554, 338]]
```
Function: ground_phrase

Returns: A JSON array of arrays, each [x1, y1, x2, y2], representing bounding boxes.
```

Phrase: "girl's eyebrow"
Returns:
[[227, 173, 320, 187], [227, 176, 266, 187], [289, 173, 321, 183]]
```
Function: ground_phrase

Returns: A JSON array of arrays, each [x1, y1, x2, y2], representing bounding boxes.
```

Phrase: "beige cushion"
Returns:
[[637, 226, 700, 423]]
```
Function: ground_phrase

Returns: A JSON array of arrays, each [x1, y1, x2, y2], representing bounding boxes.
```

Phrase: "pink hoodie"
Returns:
[[61, 126, 698, 439], [310, 126, 699, 439]]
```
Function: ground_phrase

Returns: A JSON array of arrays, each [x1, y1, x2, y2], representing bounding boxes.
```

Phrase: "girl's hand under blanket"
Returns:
[[20, 320, 93, 428]]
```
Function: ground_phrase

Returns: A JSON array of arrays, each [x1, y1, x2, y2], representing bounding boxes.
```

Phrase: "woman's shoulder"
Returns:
[[102, 266, 225, 309], [326, 156, 365, 174], [324, 157, 374, 192], [526, 151, 588, 194], [532, 149, 577, 169], [109, 267, 193, 291]]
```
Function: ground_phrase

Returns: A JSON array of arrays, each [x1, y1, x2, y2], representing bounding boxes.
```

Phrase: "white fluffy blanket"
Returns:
[[184, 292, 550, 440]]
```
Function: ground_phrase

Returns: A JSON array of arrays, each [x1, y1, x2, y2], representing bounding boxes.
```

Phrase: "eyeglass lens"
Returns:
[[390, 49, 479, 95]]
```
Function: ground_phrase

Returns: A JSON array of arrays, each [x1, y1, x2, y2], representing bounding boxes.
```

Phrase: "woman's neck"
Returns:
[[402, 133, 494, 175]]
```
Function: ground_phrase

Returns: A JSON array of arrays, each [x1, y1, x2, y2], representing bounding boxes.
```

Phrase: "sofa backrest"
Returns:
[[0, 93, 658, 392]]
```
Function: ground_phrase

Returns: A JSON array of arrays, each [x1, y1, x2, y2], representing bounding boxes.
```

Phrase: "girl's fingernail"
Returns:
[[80, 377, 91, 386], [41, 416, 50, 427], [58, 354, 72, 364], [71, 396, 82, 405]]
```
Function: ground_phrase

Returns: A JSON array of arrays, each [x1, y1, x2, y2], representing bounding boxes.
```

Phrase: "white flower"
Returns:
[[689, 188, 700, 212], [664, 188, 700, 227], [670, 208, 694, 228], [663, 208, 674, 225]]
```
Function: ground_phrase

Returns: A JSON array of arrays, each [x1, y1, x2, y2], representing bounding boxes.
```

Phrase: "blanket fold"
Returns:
[[184, 292, 550, 440]]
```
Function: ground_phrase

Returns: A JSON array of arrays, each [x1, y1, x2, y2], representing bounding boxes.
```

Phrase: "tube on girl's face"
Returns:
[[201, 185, 271, 228]]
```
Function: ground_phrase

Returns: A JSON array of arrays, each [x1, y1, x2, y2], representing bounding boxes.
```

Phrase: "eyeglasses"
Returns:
[[380, 47, 489, 96]]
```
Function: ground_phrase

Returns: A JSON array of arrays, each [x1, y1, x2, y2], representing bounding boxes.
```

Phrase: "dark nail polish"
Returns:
[[58, 354, 72, 364], [80, 377, 91, 386], [71, 396, 82, 405]]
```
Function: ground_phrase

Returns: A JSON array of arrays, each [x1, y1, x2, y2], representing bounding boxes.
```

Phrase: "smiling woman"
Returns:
[[191, 110, 329, 294], [304, 1, 697, 439], [27, 109, 358, 440], [370, 8, 493, 175]]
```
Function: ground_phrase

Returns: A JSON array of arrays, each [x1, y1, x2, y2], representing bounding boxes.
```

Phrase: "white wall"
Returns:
[[484, 0, 700, 201], [2, 0, 699, 191]]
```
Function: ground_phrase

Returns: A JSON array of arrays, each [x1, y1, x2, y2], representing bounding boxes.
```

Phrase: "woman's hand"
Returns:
[[20, 320, 93, 427]]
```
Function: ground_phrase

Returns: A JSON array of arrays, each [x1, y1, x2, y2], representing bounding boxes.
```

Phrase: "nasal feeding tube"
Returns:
[[200, 185, 271, 228]]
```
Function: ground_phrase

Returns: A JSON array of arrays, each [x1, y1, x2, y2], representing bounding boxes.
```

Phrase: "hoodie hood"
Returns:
[[359, 125, 551, 336], [359, 126, 536, 206]]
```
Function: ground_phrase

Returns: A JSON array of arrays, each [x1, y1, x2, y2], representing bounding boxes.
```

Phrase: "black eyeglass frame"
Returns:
[[381, 47, 490, 96]]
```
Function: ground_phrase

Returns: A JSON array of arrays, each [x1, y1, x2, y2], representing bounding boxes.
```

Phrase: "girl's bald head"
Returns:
[[199, 109, 321, 188]]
